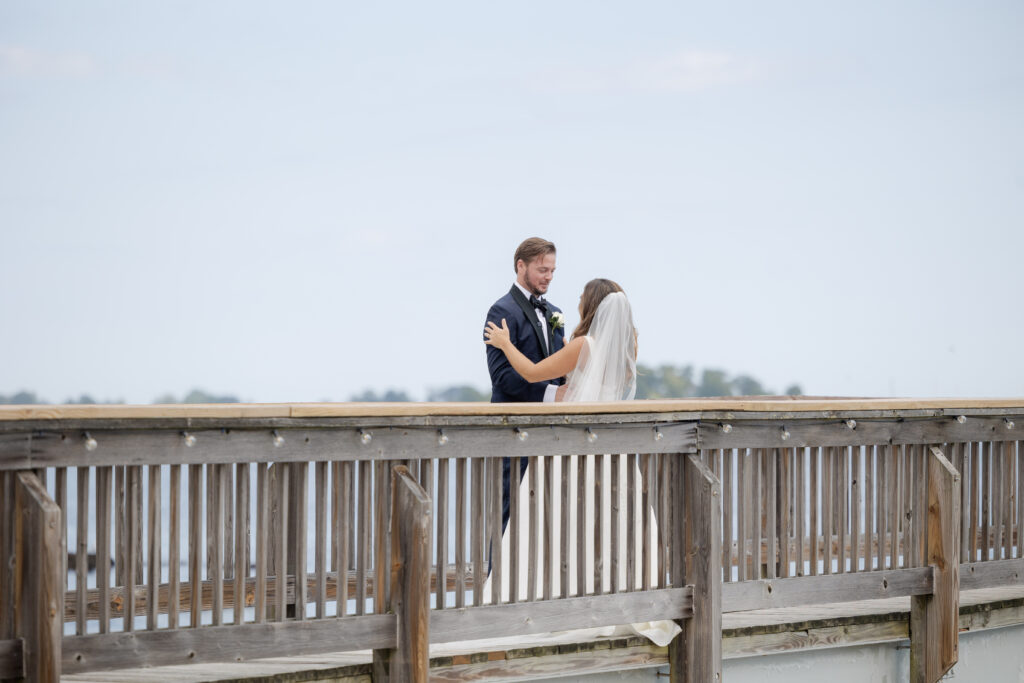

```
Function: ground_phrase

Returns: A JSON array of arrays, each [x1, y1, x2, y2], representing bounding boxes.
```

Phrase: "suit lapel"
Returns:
[[509, 286, 550, 359]]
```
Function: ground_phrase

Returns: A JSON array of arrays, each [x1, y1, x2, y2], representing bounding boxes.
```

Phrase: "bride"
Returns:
[[484, 278, 680, 647]]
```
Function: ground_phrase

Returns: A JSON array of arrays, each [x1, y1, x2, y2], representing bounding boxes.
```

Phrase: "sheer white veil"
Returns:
[[564, 291, 637, 402]]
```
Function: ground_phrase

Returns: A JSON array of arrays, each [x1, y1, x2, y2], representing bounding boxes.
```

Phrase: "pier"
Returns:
[[1, 398, 1022, 682]]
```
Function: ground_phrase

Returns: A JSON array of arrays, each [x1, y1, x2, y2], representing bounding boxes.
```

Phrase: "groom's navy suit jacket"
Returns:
[[485, 285, 566, 403]]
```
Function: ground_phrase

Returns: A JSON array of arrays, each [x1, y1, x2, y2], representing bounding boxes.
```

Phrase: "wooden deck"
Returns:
[[60, 585, 1024, 682]]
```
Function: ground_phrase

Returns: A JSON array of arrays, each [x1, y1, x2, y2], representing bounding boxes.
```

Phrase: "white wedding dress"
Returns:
[[483, 292, 681, 647]]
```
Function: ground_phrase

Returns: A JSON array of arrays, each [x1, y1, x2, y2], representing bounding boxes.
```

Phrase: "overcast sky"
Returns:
[[2, 1, 1022, 403]]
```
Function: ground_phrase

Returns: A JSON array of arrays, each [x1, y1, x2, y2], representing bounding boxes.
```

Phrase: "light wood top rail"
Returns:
[[1, 397, 1023, 421]]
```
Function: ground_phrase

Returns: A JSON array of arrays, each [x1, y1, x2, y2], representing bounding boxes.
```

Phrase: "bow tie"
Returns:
[[529, 295, 548, 311]]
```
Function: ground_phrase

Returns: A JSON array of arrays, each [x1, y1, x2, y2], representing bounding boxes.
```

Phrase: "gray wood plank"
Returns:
[[960, 558, 1024, 590], [430, 587, 692, 645], [62, 615, 396, 673], [699, 416, 1024, 451], [13, 423, 698, 469], [722, 566, 934, 612]]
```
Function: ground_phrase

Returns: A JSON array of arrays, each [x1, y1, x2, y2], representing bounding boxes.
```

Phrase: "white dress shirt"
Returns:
[[513, 281, 558, 403]]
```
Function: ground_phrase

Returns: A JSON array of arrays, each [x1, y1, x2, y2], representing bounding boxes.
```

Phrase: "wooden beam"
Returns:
[[910, 446, 960, 683], [61, 614, 396, 674], [671, 454, 722, 682], [722, 567, 933, 612], [960, 558, 1024, 590], [388, 466, 432, 682], [3, 397, 1024, 423], [429, 588, 692, 644], [0, 638, 24, 680], [14, 471, 64, 682], [2, 423, 698, 469]]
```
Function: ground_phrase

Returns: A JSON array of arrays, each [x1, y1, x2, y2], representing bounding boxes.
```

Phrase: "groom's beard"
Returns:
[[524, 272, 550, 296]]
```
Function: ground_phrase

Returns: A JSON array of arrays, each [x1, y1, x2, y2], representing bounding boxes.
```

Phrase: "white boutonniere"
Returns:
[[549, 311, 565, 330]]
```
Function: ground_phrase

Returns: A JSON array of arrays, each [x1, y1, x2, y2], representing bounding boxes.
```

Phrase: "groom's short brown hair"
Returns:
[[513, 237, 556, 272]]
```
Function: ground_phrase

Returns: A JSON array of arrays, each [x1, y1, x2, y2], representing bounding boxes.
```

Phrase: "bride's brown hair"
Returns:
[[572, 278, 625, 339]]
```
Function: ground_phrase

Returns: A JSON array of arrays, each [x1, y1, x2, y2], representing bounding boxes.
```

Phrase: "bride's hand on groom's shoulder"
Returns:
[[484, 319, 511, 350]]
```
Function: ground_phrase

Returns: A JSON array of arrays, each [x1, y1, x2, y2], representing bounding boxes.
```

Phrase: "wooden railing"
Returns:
[[0, 398, 1021, 683]]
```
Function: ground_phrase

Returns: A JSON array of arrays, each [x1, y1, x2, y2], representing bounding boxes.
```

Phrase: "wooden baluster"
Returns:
[[454, 457, 466, 608], [779, 448, 791, 578], [577, 455, 587, 596], [852, 446, 861, 573], [336, 460, 352, 617], [470, 458, 484, 607], [357, 461, 370, 615], [627, 453, 636, 590], [823, 447, 833, 575], [610, 453, 620, 592], [595, 452, 605, 594], [795, 447, 805, 576], [255, 462, 268, 623], [169, 465, 181, 629], [954, 443, 968, 563], [550, 455, 561, 599], [766, 448, 778, 579], [753, 449, 763, 579], [188, 465, 202, 628], [76, 467, 90, 635], [315, 461, 327, 619], [490, 457, 503, 605], [147, 465, 162, 631], [508, 456, 520, 603], [527, 456, 538, 602], [235, 462, 250, 625], [876, 446, 887, 572], [1003, 441, 1014, 560], [210, 464, 224, 626], [125, 465, 140, 631], [809, 447, 819, 576], [96, 466, 112, 633], [435, 458, 448, 610], [222, 465, 234, 584]]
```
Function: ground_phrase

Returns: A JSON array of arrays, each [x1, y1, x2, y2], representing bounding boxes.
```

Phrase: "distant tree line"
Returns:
[[349, 365, 802, 402], [0, 389, 239, 405], [1, 366, 801, 406]]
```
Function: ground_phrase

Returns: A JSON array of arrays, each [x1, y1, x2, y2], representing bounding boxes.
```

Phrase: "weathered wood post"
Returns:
[[374, 465, 431, 683], [910, 446, 960, 683], [670, 454, 722, 682], [14, 471, 65, 682]]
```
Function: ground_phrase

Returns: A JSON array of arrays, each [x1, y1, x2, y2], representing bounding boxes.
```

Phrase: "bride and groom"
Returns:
[[482, 237, 678, 647]]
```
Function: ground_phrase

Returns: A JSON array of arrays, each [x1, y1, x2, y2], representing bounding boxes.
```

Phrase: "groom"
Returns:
[[485, 237, 567, 530]]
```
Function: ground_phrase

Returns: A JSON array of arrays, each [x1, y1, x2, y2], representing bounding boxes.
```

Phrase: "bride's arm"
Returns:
[[485, 319, 585, 384]]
